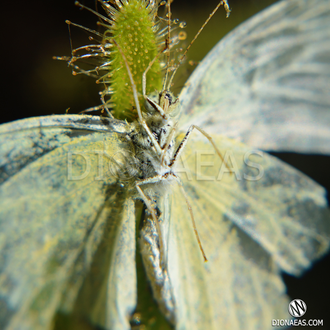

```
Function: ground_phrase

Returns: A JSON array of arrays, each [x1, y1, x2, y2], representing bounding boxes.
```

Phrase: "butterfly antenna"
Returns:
[[167, 0, 231, 90], [142, 45, 167, 99], [176, 177, 208, 262], [162, 0, 172, 92], [112, 39, 163, 157]]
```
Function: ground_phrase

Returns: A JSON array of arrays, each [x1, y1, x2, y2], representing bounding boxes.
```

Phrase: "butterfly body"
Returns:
[[129, 115, 174, 180]]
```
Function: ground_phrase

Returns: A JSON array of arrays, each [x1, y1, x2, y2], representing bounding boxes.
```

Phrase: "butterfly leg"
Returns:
[[160, 122, 178, 166], [170, 125, 229, 172], [137, 172, 208, 262], [174, 176, 208, 262]]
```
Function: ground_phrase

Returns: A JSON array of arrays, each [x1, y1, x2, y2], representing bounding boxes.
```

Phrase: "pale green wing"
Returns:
[[165, 134, 330, 330], [0, 115, 136, 330], [179, 0, 330, 154]]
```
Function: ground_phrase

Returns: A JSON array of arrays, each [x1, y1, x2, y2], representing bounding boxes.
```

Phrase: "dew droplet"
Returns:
[[178, 31, 187, 40]]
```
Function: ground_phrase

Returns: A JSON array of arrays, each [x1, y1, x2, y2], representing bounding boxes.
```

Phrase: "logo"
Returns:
[[288, 299, 307, 317], [272, 299, 323, 327]]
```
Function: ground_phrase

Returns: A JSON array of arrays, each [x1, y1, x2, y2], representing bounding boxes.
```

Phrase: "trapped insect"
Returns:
[[0, 1, 330, 330]]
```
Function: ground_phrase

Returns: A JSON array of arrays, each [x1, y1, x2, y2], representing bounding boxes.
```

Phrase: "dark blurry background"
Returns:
[[1, 0, 329, 328]]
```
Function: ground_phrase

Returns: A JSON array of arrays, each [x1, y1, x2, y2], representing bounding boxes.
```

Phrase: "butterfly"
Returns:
[[0, 1, 330, 330]]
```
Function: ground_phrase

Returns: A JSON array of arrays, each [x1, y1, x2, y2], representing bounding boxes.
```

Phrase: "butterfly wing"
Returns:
[[165, 133, 330, 330], [0, 115, 136, 330], [179, 0, 330, 154]]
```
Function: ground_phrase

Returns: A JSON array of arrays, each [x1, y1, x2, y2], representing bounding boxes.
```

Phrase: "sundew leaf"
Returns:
[[95, 0, 163, 119], [55, 0, 179, 121]]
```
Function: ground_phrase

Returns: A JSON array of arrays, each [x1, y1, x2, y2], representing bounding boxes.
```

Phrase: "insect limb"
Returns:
[[142, 47, 166, 98], [145, 95, 168, 119], [142, 45, 169, 120], [174, 176, 208, 262], [161, 121, 178, 166], [112, 39, 163, 156], [162, 0, 172, 91], [170, 125, 232, 174], [142, 2, 172, 114], [167, 0, 231, 90]]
